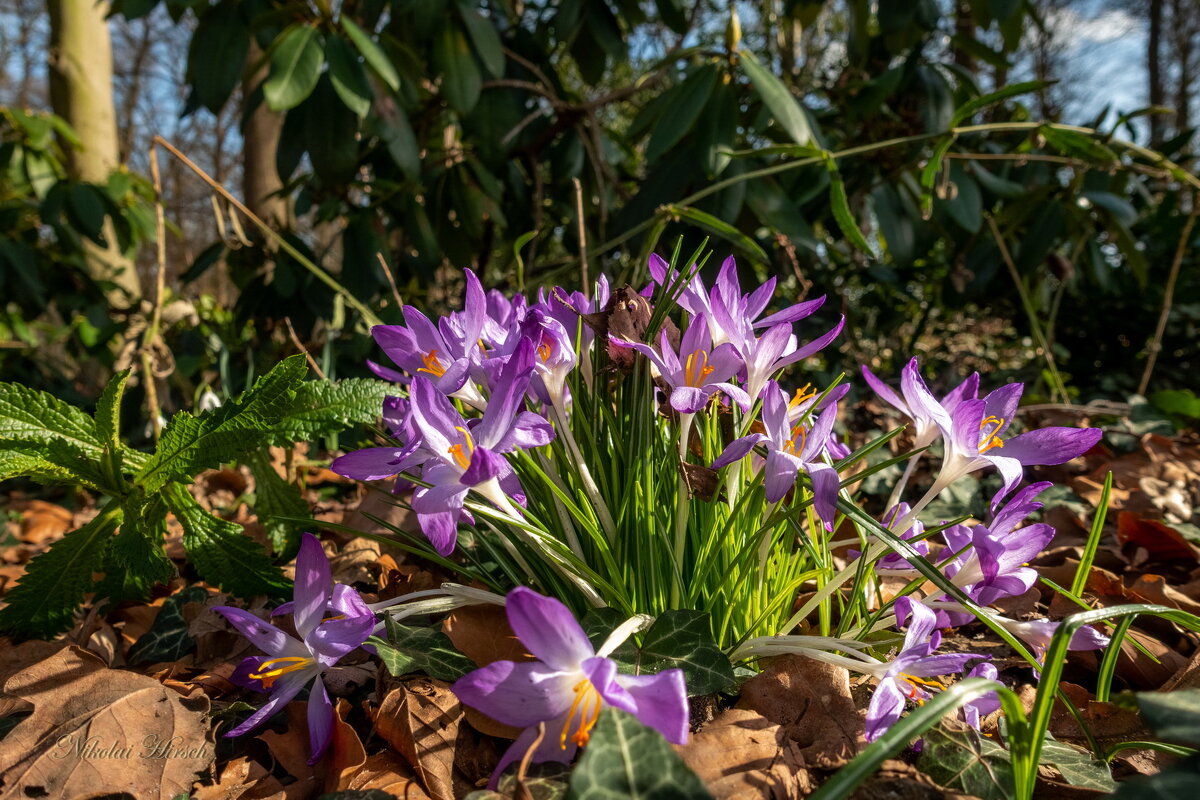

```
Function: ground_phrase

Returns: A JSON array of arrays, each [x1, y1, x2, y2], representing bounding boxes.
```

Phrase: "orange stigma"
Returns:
[[538, 339, 554, 362], [418, 349, 446, 377], [789, 383, 817, 408], [978, 416, 1006, 453], [447, 426, 475, 469], [559, 679, 603, 749], [782, 424, 808, 455]]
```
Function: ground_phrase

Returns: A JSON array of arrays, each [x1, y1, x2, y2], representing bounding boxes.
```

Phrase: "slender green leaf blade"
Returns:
[[326, 34, 373, 118], [646, 64, 719, 162]]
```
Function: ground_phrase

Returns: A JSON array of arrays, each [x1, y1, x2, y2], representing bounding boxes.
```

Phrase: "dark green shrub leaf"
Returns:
[[458, 4, 505, 78], [434, 23, 481, 114], [341, 17, 400, 92], [739, 50, 812, 146], [1137, 688, 1200, 745], [646, 64, 719, 162], [186, 0, 249, 113], [265, 24, 324, 112], [566, 708, 713, 800], [326, 35, 373, 118]]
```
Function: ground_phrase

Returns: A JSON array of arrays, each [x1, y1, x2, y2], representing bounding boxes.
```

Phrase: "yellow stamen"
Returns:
[[447, 425, 476, 469], [978, 415, 1006, 453], [248, 656, 313, 689], [788, 383, 817, 408], [898, 672, 947, 704], [417, 349, 446, 377], [559, 679, 603, 749], [538, 339, 553, 362], [683, 350, 715, 387]]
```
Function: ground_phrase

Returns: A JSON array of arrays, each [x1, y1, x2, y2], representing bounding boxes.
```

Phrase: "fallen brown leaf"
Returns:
[[443, 604, 529, 668], [736, 654, 861, 769], [676, 708, 810, 799], [372, 678, 468, 800], [0, 645, 214, 800]]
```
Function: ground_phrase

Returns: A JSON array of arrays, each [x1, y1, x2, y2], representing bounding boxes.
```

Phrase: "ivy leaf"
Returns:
[[0, 508, 122, 638], [165, 482, 288, 599], [248, 451, 310, 561], [265, 24, 324, 111], [371, 619, 474, 681], [1136, 688, 1200, 745], [137, 355, 307, 492], [271, 377, 390, 444], [918, 725, 1015, 800], [566, 708, 712, 800], [1040, 737, 1115, 792], [128, 586, 210, 665], [637, 611, 734, 696]]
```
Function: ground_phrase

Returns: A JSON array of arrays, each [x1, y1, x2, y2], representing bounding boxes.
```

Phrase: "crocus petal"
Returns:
[[669, 385, 709, 414], [331, 448, 406, 481], [981, 382, 1023, 429], [416, 510, 460, 556], [998, 427, 1103, 467], [861, 365, 908, 415], [292, 534, 333, 640], [226, 670, 310, 737], [230, 656, 271, 691], [711, 433, 766, 469], [616, 669, 689, 745], [367, 359, 408, 383], [943, 373, 980, 412], [778, 315, 845, 364], [763, 450, 801, 504], [505, 587, 595, 671], [330, 583, 374, 619], [309, 612, 376, 666], [475, 338, 536, 448], [865, 678, 907, 741], [494, 411, 556, 451], [757, 295, 825, 328], [712, 382, 752, 412], [213, 606, 303, 657], [582, 657, 637, 715], [807, 464, 841, 530], [901, 359, 954, 433], [893, 596, 938, 647], [306, 677, 335, 764], [452, 659, 576, 728], [986, 454, 1027, 512], [462, 446, 507, 486]]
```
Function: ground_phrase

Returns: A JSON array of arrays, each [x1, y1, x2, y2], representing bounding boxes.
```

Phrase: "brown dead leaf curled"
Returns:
[[676, 708, 810, 799], [443, 604, 529, 668], [0, 645, 214, 800], [736, 654, 861, 769], [372, 678, 471, 800]]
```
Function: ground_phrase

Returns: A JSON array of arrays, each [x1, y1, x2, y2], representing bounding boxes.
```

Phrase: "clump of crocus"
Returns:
[[451, 587, 689, 787], [214, 534, 375, 763]]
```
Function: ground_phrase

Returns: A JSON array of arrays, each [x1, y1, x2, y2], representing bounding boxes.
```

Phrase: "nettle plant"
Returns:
[[0, 356, 389, 638]]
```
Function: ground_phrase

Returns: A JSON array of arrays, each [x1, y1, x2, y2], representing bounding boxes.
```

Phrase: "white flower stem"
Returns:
[[671, 412, 695, 607], [550, 396, 617, 543]]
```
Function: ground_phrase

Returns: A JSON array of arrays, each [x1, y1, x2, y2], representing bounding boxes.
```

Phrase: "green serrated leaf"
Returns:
[[0, 506, 122, 638], [341, 17, 400, 92], [248, 450, 310, 560], [137, 355, 307, 492], [165, 482, 288, 599], [373, 619, 474, 681], [272, 377, 390, 444], [918, 726, 1015, 800], [95, 369, 131, 447], [0, 381, 102, 456], [96, 492, 174, 603], [128, 586, 209, 665], [566, 708, 712, 800], [637, 610, 734, 696], [264, 24, 324, 112]]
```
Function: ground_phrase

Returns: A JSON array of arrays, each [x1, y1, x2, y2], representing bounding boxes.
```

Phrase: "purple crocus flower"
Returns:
[[929, 382, 1102, 510], [711, 380, 840, 526], [871, 503, 930, 572], [452, 587, 689, 787], [214, 534, 376, 763], [613, 315, 750, 414], [961, 662, 1001, 730], [997, 618, 1111, 661], [864, 597, 988, 741], [861, 358, 979, 450]]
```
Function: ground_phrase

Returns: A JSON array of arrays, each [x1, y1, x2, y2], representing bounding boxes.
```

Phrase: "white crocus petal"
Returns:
[[596, 614, 654, 658]]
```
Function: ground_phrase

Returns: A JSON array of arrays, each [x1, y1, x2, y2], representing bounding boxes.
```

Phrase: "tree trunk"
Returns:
[[47, 0, 141, 308], [241, 40, 289, 227], [1149, 0, 1165, 147]]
